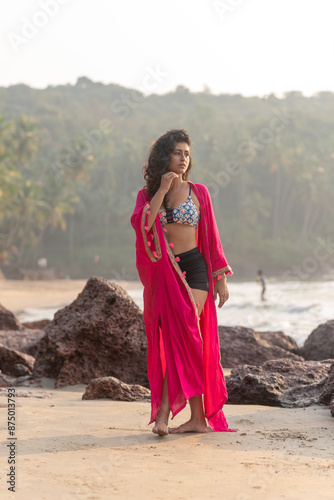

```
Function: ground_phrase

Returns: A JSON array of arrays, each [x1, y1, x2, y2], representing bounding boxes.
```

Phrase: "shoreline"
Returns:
[[0, 279, 143, 313], [1, 276, 334, 312]]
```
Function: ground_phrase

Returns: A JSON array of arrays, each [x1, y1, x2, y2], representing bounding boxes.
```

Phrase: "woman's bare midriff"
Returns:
[[162, 223, 197, 255]]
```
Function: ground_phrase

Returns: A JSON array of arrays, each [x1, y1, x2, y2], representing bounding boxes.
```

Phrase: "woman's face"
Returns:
[[168, 142, 190, 175]]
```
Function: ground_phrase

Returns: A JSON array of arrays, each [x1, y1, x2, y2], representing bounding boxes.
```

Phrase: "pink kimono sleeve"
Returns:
[[130, 189, 162, 265], [202, 185, 233, 282]]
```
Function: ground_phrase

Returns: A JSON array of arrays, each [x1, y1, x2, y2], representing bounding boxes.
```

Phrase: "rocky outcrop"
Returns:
[[317, 362, 334, 419], [22, 319, 51, 330], [0, 303, 23, 331], [219, 326, 303, 367], [330, 398, 334, 418], [301, 321, 334, 360], [82, 376, 151, 401], [226, 358, 334, 407], [0, 329, 45, 356], [0, 373, 42, 388], [0, 344, 35, 377], [33, 276, 148, 388], [0, 373, 16, 387]]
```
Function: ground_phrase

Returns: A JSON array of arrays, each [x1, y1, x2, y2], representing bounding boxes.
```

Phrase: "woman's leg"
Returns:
[[169, 288, 213, 433], [152, 366, 170, 434]]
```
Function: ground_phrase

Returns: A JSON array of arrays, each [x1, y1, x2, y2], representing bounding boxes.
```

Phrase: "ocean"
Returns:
[[16, 280, 334, 347]]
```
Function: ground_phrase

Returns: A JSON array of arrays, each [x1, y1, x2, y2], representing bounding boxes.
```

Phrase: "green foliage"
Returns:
[[1, 80, 334, 279]]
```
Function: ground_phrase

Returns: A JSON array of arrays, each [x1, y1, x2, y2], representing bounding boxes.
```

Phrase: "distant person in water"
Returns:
[[257, 270, 266, 301]]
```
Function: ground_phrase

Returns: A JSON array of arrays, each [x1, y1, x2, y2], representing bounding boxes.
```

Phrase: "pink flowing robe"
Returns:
[[130, 181, 234, 431]]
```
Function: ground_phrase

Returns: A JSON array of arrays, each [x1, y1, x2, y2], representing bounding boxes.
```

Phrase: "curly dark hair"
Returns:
[[143, 129, 193, 210]]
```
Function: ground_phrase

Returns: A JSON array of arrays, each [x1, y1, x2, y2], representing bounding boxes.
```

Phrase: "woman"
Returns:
[[130, 129, 234, 435]]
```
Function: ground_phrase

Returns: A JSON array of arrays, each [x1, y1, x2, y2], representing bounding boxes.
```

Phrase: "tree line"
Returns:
[[1, 78, 333, 280]]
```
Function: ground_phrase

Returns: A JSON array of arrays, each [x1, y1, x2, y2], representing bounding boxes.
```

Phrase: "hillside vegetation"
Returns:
[[1, 77, 333, 280]]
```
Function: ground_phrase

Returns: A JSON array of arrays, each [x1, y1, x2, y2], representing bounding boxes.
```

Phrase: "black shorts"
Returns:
[[174, 247, 209, 292]]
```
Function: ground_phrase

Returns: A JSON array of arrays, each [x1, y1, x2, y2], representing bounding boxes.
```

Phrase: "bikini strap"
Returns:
[[188, 183, 191, 197]]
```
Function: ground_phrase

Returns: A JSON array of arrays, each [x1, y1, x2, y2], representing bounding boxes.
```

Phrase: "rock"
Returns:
[[0, 373, 16, 387], [226, 358, 334, 407], [318, 362, 334, 406], [0, 343, 35, 376], [0, 329, 45, 357], [82, 376, 151, 401], [14, 363, 31, 377], [256, 330, 300, 354], [0, 303, 23, 330], [330, 398, 334, 418], [301, 320, 334, 360], [22, 319, 51, 330], [219, 326, 304, 367], [33, 276, 148, 388]]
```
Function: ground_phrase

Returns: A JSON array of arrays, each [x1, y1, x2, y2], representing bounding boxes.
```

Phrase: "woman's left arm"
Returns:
[[200, 184, 232, 307], [202, 185, 233, 277], [213, 273, 229, 308]]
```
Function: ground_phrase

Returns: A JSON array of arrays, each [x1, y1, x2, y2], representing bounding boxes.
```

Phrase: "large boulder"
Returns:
[[33, 276, 148, 388], [219, 326, 303, 367], [0, 343, 35, 376], [0, 303, 23, 331], [0, 329, 45, 356], [318, 362, 334, 406], [82, 376, 151, 401], [301, 320, 334, 360], [226, 358, 334, 407]]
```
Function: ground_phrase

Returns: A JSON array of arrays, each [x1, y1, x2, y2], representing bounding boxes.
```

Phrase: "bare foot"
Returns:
[[152, 417, 169, 436], [168, 418, 214, 434]]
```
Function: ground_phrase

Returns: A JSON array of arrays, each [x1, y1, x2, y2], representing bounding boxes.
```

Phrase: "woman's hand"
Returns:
[[213, 277, 229, 308], [160, 172, 179, 194], [146, 172, 179, 232]]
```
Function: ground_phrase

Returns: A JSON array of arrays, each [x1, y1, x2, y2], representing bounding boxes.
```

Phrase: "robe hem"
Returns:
[[205, 396, 237, 432], [206, 396, 228, 421]]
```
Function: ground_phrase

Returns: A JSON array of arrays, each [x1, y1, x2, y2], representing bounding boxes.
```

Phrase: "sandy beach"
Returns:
[[0, 279, 333, 499], [0, 380, 333, 500], [0, 279, 142, 312]]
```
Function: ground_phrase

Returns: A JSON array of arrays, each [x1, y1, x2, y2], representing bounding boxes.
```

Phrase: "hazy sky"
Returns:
[[1, 0, 333, 97]]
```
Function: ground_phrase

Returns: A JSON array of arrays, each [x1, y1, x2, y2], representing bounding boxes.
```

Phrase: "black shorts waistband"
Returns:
[[174, 246, 201, 260]]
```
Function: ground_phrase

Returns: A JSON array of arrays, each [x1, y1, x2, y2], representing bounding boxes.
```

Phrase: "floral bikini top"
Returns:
[[158, 183, 200, 228]]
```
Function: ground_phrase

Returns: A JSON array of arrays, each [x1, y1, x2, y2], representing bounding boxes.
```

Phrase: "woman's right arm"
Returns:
[[146, 172, 179, 231], [146, 188, 166, 231]]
